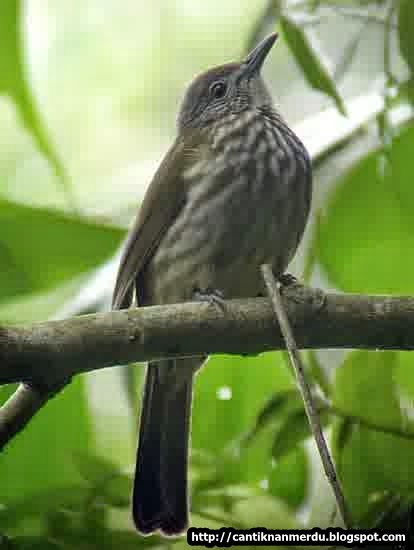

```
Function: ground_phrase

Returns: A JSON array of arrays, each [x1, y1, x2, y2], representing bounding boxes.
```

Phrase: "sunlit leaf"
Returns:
[[0, 276, 89, 324], [318, 125, 414, 293], [0, 378, 92, 508], [279, 15, 346, 115], [0, 1, 71, 201], [396, 352, 414, 401], [242, 390, 296, 446], [332, 351, 414, 522], [269, 446, 308, 509], [192, 352, 294, 484]]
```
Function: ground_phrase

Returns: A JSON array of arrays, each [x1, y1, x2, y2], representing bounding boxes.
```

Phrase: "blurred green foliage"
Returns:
[[0, 1, 71, 200], [1, 0, 414, 548], [0, 199, 123, 303]]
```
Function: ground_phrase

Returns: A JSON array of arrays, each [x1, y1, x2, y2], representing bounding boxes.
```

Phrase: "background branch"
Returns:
[[0, 384, 55, 451]]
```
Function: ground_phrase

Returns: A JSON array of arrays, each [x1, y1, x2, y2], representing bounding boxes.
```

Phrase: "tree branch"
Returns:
[[2, 285, 414, 387], [1, 285, 414, 451]]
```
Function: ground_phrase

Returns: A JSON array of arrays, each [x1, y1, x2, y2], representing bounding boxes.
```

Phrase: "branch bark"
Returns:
[[1, 284, 414, 451], [1, 285, 414, 387]]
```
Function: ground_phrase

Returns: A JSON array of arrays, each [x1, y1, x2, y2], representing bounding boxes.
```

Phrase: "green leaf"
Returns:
[[192, 482, 260, 513], [279, 15, 346, 116], [73, 453, 121, 486], [332, 351, 414, 522], [306, 349, 332, 398], [46, 508, 87, 544], [232, 495, 299, 529], [398, 0, 414, 74], [396, 352, 414, 401], [272, 407, 309, 459], [244, 388, 328, 462], [192, 352, 294, 484], [0, 378, 93, 508], [98, 474, 131, 508], [5, 537, 61, 550], [272, 404, 329, 460], [0, 277, 87, 324], [269, 446, 308, 509], [242, 390, 296, 446], [334, 351, 407, 434], [84, 529, 164, 550], [79, 503, 106, 533], [0, 199, 124, 304], [0, 1, 71, 200], [318, 125, 414, 293], [0, 485, 89, 530]]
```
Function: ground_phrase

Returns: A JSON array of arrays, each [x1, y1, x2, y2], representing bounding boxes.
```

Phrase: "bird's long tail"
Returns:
[[132, 359, 195, 536]]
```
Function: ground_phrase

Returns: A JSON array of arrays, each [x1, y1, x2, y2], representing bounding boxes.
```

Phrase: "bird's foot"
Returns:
[[278, 272, 306, 303], [278, 272, 299, 287], [193, 287, 226, 311]]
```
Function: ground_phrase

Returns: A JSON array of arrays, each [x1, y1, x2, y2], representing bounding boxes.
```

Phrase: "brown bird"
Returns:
[[112, 33, 312, 536]]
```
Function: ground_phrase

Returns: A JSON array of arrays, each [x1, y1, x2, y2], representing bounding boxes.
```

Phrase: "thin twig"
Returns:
[[326, 6, 397, 29], [261, 264, 351, 528], [244, 387, 414, 449], [0, 380, 70, 451], [291, 0, 397, 28], [0, 384, 50, 451]]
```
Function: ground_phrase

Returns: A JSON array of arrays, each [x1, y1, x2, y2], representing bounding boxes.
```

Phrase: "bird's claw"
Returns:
[[193, 287, 226, 310], [279, 273, 299, 287]]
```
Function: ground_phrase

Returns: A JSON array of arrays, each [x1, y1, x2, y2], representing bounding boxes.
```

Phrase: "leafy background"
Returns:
[[1, 0, 414, 548]]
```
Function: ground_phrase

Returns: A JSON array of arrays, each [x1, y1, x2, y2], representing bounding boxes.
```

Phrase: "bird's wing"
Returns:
[[112, 132, 204, 310]]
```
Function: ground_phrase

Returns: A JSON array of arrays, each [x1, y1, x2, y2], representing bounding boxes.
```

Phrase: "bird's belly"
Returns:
[[146, 236, 270, 304], [144, 183, 300, 305]]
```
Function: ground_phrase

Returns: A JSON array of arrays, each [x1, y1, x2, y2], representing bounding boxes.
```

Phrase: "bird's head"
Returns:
[[177, 33, 277, 130]]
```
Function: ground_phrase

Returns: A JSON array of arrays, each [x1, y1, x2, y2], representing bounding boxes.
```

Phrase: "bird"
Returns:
[[112, 32, 312, 536]]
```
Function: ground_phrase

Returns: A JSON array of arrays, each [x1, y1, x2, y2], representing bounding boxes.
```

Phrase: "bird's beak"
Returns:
[[239, 33, 278, 79]]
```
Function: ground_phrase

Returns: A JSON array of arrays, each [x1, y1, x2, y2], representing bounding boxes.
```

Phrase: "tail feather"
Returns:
[[132, 360, 193, 536]]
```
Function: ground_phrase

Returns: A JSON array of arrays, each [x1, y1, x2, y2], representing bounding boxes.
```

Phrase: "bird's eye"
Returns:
[[210, 81, 227, 99]]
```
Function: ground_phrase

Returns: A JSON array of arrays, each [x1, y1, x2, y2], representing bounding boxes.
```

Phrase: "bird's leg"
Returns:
[[192, 286, 226, 311]]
